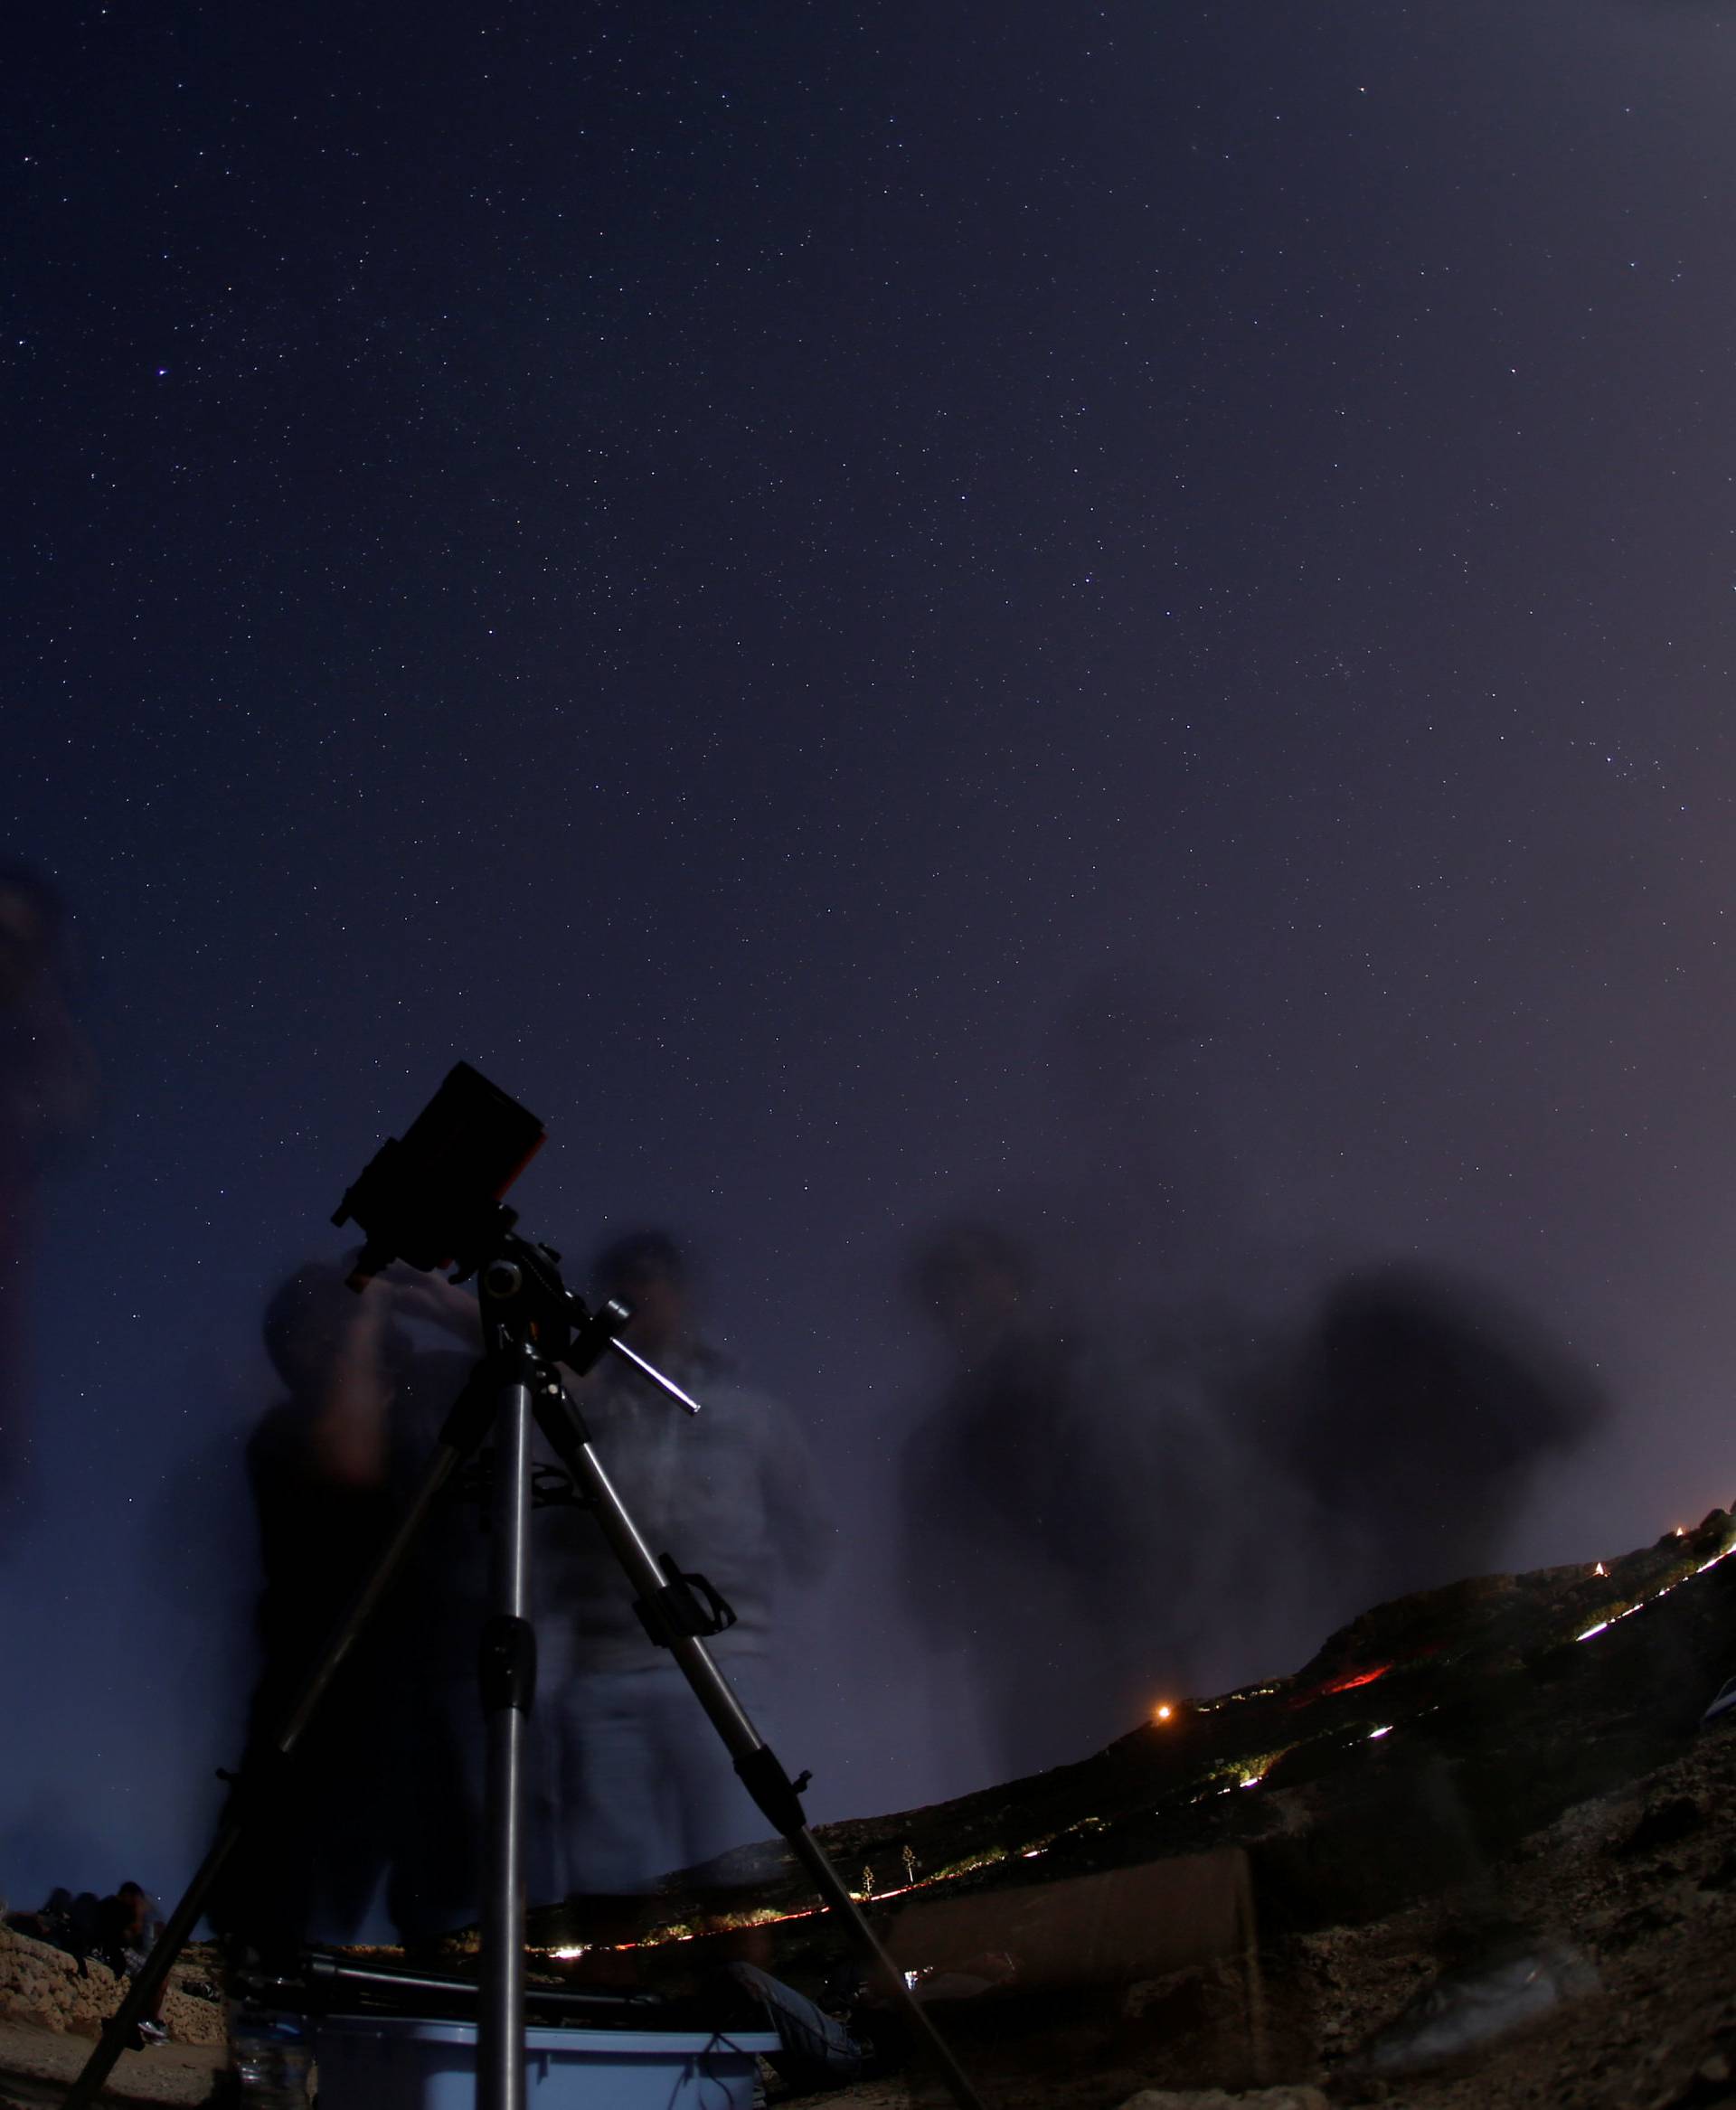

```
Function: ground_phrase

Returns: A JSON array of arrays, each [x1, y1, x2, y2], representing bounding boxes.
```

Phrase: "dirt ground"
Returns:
[[0, 2019, 225, 2109], [810, 1724, 1736, 2110]]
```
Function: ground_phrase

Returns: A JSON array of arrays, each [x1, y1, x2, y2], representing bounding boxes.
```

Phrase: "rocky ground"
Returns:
[[542, 1509, 1736, 2110], [0, 2019, 225, 2110], [7, 1512, 1735, 2105], [1284, 1720, 1736, 2109], [0, 1933, 223, 2052], [0, 1930, 225, 2108], [793, 1722, 1736, 2110]]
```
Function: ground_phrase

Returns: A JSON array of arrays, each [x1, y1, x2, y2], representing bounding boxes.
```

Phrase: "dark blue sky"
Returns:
[[4, 0, 1735, 1913]]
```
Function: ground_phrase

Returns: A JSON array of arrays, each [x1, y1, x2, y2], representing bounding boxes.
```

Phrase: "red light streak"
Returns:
[[1318, 1663, 1392, 1696]]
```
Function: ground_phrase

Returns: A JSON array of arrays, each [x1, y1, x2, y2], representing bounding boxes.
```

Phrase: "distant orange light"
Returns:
[[1320, 1663, 1392, 1696], [1154, 1703, 1175, 1723]]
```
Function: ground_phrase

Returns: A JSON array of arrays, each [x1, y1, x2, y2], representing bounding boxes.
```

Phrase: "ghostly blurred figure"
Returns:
[[1269, 1264, 1608, 1609], [532, 1232, 831, 1910], [0, 865, 97, 1532], [218, 1260, 484, 1959], [898, 1223, 1217, 1780]]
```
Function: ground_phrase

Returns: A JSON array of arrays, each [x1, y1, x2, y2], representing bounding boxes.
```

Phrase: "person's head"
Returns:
[[905, 1221, 1031, 1349], [115, 1882, 149, 1929], [1280, 1264, 1604, 1589], [591, 1230, 691, 1357], [262, 1258, 410, 1397]]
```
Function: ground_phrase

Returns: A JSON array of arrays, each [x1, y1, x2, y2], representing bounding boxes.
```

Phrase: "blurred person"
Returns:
[[94, 1879, 160, 1973], [93, 1881, 169, 2043], [5, 1885, 99, 1958], [1267, 1263, 1609, 1609], [531, 1231, 833, 1911], [897, 1221, 1219, 1779], [218, 1258, 485, 1960], [5, 1882, 178, 2044], [1245, 1267, 1614, 2016], [0, 864, 97, 1534]]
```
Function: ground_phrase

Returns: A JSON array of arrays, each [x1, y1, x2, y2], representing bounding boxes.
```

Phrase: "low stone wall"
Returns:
[[0, 1924, 226, 2045]]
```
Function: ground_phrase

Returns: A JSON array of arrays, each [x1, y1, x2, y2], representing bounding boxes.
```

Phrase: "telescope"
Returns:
[[63, 1064, 986, 2110]]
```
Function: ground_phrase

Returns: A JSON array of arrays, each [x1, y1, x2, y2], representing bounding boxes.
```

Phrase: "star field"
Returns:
[[3, 0, 1734, 1898]]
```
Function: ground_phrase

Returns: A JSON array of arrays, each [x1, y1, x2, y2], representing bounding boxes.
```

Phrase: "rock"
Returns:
[[0, 1925, 225, 2047]]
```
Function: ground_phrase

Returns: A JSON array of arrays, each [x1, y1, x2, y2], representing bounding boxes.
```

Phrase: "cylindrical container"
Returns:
[[229, 2004, 313, 2106]]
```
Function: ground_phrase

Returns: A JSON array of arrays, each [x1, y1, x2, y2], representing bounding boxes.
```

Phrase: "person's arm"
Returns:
[[383, 1265, 480, 1346], [306, 1284, 396, 1486], [305, 1269, 478, 1487]]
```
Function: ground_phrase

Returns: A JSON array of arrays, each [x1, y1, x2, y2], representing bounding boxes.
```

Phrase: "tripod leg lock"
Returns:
[[479, 1614, 538, 1714], [634, 1556, 738, 1649], [733, 1745, 809, 1837], [212, 1746, 300, 1835]]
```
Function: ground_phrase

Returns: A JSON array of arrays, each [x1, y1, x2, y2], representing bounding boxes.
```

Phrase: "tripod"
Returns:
[[61, 1231, 986, 2110]]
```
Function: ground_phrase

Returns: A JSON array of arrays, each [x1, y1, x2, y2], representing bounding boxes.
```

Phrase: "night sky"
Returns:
[[5, 0, 1735, 1918]]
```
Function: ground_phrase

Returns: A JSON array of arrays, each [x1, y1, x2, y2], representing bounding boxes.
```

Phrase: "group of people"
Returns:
[[5, 1881, 170, 2043], [0, 871, 1620, 1998], [225, 1205, 1604, 1960], [898, 1220, 1605, 1781], [222, 1230, 829, 1958]]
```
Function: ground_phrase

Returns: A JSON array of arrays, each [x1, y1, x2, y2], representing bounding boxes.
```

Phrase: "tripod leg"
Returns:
[[60, 1386, 491, 2110], [477, 1363, 537, 2110], [530, 1385, 989, 2110]]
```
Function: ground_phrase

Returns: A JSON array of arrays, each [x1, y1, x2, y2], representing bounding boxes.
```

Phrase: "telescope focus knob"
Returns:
[[482, 1258, 524, 1302]]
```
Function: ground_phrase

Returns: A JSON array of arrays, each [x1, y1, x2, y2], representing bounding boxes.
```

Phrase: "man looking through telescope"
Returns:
[[221, 1257, 486, 1958]]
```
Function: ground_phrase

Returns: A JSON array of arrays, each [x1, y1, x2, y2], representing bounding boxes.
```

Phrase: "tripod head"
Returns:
[[477, 1236, 703, 1414], [476, 1236, 624, 1374]]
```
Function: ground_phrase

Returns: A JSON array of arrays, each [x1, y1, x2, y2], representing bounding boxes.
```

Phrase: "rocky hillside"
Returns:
[[6, 1507, 1732, 2108], [532, 1505, 1736, 1956], [520, 1506, 1736, 2107]]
